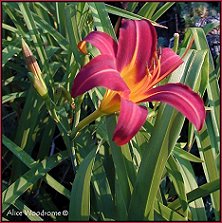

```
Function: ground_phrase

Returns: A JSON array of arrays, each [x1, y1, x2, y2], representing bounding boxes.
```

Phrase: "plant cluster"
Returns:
[[2, 2, 220, 221]]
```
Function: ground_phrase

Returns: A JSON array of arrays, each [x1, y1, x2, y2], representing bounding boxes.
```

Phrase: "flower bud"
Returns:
[[172, 33, 180, 53], [22, 39, 48, 97]]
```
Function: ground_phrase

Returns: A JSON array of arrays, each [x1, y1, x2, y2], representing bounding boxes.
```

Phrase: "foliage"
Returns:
[[2, 2, 220, 221]]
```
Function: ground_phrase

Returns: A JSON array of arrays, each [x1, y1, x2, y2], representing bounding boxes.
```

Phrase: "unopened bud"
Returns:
[[22, 39, 48, 97], [77, 41, 88, 54], [172, 33, 180, 53]]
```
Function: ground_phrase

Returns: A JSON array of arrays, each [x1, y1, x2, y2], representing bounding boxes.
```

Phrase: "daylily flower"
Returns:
[[71, 19, 205, 146]]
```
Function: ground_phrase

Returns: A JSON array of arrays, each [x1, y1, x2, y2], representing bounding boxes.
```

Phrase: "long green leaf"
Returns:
[[56, 2, 66, 36], [138, 2, 159, 19], [90, 156, 116, 220], [129, 42, 207, 220], [207, 72, 220, 147], [169, 179, 220, 210], [4, 134, 70, 201], [181, 27, 220, 220], [154, 201, 186, 221], [2, 92, 26, 104], [2, 45, 21, 67], [195, 121, 220, 220], [175, 157, 207, 221], [166, 155, 188, 217], [68, 146, 98, 221], [13, 199, 43, 221], [126, 2, 139, 12], [173, 146, 203, 163], [12, 89, 44, 179], [2, 151, 68, 212], [64, 5, 82, 67], [105, 4, 167, 29], [43, 174, 71, 199], [88, 2, 116, 41], [32, 13, 68, 50], [3, 4, 26, 36], [105, 115, 133, 220], [182, 28, 214, 72], [18, 3, 48, 67], [128, 105, 185, 220], [2, 23, 18, 33], [151, 2, 175, 21], [2, 134, 36, 166]]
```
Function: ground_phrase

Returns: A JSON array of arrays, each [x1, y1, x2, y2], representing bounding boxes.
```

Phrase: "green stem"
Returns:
[[76, 109, 104, 132]]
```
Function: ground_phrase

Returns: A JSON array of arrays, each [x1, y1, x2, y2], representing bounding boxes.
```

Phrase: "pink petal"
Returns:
[[159, 48, 183, 80], [116, 19, 157, 82], [144, 83, 205, 131], [113, 98, 148, 146], [71, 55, 129, 97], [79, 31, 118, 57]]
